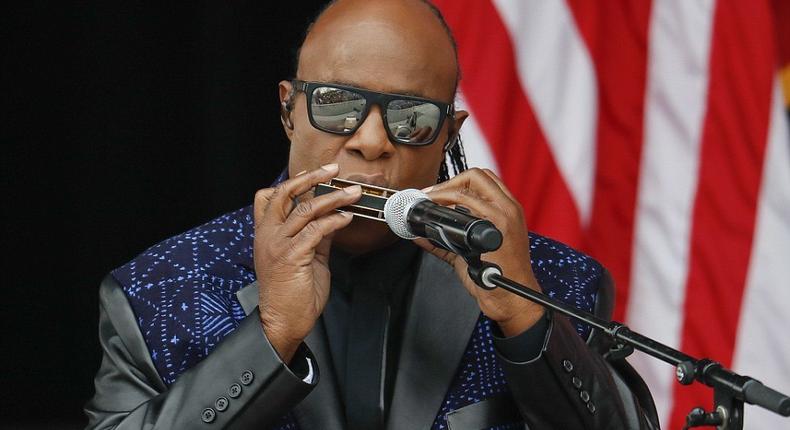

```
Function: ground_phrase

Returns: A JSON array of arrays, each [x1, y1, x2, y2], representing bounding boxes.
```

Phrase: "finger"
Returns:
[[427, 168, 507, 204], [265, 164, 341, 223], [254, 187, 279, 229], [281, 185, 362, 237], [314, 235, 334, 265], [413, 238, 478, 300], [480, 168, 517, 201], [413, 238, 458, 267], [253, 166, 337, 226], [290, 211, 354, 255], [426, 186, 503, 223], [477, 169, 526, 228]]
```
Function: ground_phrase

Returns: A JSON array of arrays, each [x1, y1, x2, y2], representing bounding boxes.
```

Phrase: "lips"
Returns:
[[341, 173, 390, 188]]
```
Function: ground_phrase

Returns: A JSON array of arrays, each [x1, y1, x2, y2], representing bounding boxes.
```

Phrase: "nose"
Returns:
[[344, 105, 396, 161]]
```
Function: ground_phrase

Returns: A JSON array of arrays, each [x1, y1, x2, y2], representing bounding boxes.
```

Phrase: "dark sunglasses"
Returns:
[[291, 79, 454, 146]]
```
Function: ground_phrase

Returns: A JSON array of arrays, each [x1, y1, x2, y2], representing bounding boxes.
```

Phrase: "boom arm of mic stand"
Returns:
[[461, 258, 790, 427]]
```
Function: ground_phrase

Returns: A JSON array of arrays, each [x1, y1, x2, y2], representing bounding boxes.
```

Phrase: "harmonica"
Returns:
[[314, 178, 397, 222]]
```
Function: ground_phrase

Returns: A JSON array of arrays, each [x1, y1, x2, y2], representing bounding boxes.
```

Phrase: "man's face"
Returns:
[[280, 0, 464, 192]]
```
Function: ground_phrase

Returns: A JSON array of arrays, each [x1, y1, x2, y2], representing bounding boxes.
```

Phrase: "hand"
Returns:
[[416, 168, 545, 337], [253, 164, 362, 362]]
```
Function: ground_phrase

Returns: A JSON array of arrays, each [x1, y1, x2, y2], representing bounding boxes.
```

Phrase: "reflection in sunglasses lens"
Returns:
[[311, 87, 366, 132], [387, 100, 440, 144]]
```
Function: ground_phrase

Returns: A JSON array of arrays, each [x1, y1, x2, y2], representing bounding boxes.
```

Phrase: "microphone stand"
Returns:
[[455, 249, 790, 429]]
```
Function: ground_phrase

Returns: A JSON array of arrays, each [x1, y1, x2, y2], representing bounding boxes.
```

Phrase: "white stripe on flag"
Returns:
[[455, 91, 499, 174], [490, 0, 597, 224], [626, 0, 716, 425], [732, 80, 790, 429]]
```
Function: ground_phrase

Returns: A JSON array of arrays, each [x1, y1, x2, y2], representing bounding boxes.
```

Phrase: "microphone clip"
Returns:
[[464, 255, 502, 291]]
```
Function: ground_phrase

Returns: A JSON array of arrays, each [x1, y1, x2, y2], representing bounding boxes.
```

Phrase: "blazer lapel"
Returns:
[[235, 282, 345, 430], [386, 253, 481, 430]]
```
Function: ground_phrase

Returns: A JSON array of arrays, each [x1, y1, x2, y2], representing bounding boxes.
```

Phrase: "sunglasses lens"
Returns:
[[310, 87, 366, 132], [386, 99, 442, 145]]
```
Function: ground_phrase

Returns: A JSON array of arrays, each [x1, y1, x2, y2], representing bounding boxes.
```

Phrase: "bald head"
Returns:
[[277, 0, 469, 253], [295, 0, 459, 101]]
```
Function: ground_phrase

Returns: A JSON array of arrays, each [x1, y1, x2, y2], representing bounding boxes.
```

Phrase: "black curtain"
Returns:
[[3, 1, 327, 427]]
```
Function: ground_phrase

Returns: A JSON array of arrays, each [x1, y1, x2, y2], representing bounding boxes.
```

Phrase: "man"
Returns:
[[85, 0, 658, 429]]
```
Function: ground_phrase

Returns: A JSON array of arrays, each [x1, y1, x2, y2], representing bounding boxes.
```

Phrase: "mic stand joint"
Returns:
[[457, 250, 502, 291]]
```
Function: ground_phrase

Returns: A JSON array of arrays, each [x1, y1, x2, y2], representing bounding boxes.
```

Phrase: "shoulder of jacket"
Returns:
[[111, 206, 257, 298]]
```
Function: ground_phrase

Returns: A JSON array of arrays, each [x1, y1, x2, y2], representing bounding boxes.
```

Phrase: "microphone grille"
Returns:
[[384, 189, 429, 239]]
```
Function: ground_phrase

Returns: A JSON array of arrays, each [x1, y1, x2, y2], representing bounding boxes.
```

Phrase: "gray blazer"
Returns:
[[85, 252, 659, 429]]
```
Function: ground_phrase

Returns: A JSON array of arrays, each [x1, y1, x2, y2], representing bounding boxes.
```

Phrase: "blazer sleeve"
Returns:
[[84, 275, 317, 429], [493, 270, 660, 430], [495, 314, 657, 429]]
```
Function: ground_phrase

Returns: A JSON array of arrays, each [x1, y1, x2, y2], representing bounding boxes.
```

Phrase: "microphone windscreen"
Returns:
[[383, 189, 428, 239]]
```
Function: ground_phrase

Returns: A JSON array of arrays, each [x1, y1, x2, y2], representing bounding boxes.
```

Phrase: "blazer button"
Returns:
[[572, 376, 583, 389], [201, 408, 216, 423], [587, 401, 597, 414], [580, 390, 590, 403], [240, 370, 254, 386], [562, 359, 574, 373], [215, 396, 229, 412], [228, 383, 242, 398]]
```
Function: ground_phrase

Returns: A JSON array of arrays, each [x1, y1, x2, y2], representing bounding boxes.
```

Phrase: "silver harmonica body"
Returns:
[[314, 178, 398, 222]]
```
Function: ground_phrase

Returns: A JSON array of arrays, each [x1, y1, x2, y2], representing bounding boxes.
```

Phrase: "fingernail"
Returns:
[[320, 163, 339, 172], [294, 170, 307, 177], [340, 211, 354, 218], [344, 185, 362, 194], [422, 186, 434, 193]]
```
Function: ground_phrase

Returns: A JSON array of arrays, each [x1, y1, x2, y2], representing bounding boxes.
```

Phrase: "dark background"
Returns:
[[3, 1, 327, 427]]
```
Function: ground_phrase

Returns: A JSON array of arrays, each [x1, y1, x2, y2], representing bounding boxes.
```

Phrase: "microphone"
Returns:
[[383, 189, 502, 254]]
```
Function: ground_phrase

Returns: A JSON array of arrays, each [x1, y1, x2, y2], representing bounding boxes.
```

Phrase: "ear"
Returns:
[[445, 109, 469, 149], [278, 80, 295, 137], [451, 109, 469, 137]]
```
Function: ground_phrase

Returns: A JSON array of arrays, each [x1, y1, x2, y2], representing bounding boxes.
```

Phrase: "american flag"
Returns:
[[433, 0, 790, 428]]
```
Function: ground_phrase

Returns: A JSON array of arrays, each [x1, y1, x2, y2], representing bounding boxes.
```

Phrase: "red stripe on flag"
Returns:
[[669, 0, 775, 427], [434, 0, 583, 246], [564, 0, 653, 321]]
